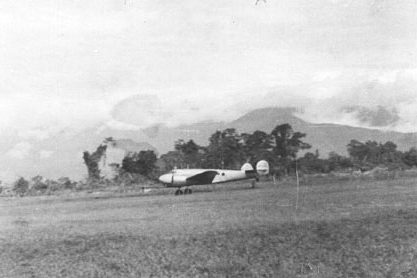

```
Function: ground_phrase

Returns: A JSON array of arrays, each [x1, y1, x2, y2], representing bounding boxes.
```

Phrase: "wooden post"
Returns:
[[295, 159, 300, 212]]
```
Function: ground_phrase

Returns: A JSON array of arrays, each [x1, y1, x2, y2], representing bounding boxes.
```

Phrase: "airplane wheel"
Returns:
[[184, 188, 192, 194], [189, 189, 192, 194], [175, 189, 182, 195]]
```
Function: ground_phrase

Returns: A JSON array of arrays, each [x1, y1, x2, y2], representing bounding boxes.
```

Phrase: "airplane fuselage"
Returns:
[[158, 161, 268, 195], [159, 169, 256, 187]]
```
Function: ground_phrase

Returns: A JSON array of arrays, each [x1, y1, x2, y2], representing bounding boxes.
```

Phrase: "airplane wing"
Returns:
[[186, 170, 218, 185]]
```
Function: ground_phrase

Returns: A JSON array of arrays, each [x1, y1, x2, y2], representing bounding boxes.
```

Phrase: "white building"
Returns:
[[98, 139, 156, 179]]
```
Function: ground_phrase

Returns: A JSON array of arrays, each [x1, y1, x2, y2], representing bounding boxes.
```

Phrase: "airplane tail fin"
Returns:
[[242, 162, 257, 179], [241, 160, 269, 176], [241, 163, 254, 172], [256, 160, 269, 176]]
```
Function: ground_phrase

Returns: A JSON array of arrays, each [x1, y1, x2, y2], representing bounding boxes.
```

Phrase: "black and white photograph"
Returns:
[[0, 0, 416, 277]]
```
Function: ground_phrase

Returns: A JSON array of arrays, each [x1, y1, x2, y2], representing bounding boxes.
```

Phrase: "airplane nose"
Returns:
[[159, 174, 171, 184]]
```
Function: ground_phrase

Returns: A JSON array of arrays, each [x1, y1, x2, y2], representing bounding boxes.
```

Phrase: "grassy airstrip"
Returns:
[[1, 178, 417, 277]]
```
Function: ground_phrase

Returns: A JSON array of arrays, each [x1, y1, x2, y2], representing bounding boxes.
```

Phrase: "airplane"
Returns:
[[158, 160, 269, 195]]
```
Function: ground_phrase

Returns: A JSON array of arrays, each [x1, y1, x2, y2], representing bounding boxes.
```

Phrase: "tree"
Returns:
[[83, 144, 107, 180], [159, 150, 185, 172], [241, 130, 274, 164], [328, 152, 353, 171], [365, 141, 380, 164], [402, 147, 417, 167], [122, 150, 158, 178], [270, 124, 311, 174], [57, 177, 76, 189], [204, 128, 245, 169], [298, 151, 330, 173], [13, 177, 29, 196], [31, 175, 48, 191], [271, 124, 311, 158], [379, 141, 401, 164], [174, 139, 205, 168], [347, 140, 378, 166], [347, 139, 402, 168]]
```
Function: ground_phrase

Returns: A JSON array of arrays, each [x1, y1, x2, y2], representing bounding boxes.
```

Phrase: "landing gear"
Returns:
[[251, 180, 256, 189], [174, 188, 192, 195]]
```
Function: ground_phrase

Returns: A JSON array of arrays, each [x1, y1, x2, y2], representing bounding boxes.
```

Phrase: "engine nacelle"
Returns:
[[172, 175, 188, 186], [160, 173, 188, 186], [256, 160, 269, 176]]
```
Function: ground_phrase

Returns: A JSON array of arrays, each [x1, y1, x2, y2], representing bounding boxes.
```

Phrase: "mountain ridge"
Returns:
[[2, 106, 417, 182], [145, 107, 417, 155]]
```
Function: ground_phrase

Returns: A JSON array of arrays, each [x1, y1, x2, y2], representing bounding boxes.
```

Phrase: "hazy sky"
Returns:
[[0, 0, 416, 137]]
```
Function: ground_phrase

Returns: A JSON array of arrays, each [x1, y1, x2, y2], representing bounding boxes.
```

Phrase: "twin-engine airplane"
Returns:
[[158, 160, 269, 195]]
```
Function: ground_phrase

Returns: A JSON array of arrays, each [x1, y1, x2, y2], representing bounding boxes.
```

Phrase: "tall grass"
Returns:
[[2, 178, 417, 277], [1, 209, 417, 277]]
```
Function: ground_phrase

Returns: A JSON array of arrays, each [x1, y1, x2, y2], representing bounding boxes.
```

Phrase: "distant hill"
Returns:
[[2, 107, 417, 182], [0, 132, 157, 182], [141, 107, 417, 156]]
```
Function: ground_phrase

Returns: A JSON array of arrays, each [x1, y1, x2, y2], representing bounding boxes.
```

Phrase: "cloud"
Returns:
[[6, 142, 33, 160], [39, 150, 54, 159], [289, 70, 417, 132], [103, 67, 417, 133], [0, 0, 415, 137], [101, 120, 142, 131], [0, 94, 114, 137], [18, 129, 51, 141], [111, 94, 167, 128], [108, 93, 240, 129], [0, 170, 18, 184]]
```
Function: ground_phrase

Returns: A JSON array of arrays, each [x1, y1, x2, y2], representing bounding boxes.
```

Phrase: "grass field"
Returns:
[[1, 178, 417, 277]]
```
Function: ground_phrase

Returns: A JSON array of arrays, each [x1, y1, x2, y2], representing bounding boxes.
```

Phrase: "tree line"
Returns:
[[159, 124, 311, 176], [111, 124, 417, 179], [6, 122, 417, 197], [80, 123, 313, 180]]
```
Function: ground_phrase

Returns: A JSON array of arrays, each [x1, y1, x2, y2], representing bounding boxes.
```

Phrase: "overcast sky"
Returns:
[[0, 0, 416, 137]]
